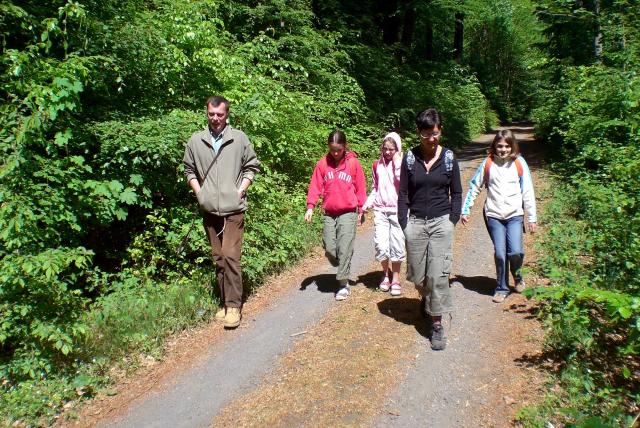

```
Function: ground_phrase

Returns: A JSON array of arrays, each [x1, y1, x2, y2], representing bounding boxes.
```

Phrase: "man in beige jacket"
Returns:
[[183, 96, 260, 328]]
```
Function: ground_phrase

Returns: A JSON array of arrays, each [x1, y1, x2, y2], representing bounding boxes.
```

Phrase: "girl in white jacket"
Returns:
[[461, 130, 537, 303]]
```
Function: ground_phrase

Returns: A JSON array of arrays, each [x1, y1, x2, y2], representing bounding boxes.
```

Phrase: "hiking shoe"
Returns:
[[335, 285, 350, 301], [214, 307, 226, 322], [390, 282, 402, 296], [514, 279, 526, 293], [379, 276, 391, 292], [492, 292, 508, 303], [223, 307, 241, 329], [430, 323, 446, 351]]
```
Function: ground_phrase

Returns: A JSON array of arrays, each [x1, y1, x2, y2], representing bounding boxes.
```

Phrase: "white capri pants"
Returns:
[[373, 210, 406, 262]]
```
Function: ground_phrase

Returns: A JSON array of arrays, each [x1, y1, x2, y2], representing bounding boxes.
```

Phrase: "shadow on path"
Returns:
[[358, 270, 385, 290], [299, 274, 339, 293], [506, 301, 539, 320], [453, 274, 495, 296], [377, 298, 430, 339], [455, 144, 490, 162]]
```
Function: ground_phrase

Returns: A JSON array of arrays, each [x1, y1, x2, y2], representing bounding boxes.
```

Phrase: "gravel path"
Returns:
[[101, 230, 375, 428]]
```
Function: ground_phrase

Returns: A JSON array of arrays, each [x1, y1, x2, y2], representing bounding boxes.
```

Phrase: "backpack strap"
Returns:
[[483, 155, 524, 191], [348, 155, 356, 180], [444, 149, 454, 172], [318, 156, 328, 177], [483, 156, 493, 188], [515, 157, 524, 192], [405, 150, 416, 176]]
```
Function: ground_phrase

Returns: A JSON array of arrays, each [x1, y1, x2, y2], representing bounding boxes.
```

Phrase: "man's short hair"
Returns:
[[415, 108, 442, 130], [206, 96, 230, 111]]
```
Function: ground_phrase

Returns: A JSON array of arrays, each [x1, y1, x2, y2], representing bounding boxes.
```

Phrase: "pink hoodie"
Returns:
[[363, 132, 402, 213]]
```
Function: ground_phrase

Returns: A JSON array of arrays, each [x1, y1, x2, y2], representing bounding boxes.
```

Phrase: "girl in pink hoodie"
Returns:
[[305, 130, 367, 301], [362, 132, 406, 296]]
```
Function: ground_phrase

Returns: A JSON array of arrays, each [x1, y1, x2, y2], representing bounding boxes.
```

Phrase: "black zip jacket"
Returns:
[[398, 145, 462, 229]]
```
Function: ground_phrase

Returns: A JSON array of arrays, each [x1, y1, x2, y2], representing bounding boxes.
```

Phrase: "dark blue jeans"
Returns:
[[486, 215, 524, 294]]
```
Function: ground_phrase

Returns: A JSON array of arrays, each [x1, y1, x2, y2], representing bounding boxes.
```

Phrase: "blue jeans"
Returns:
[[486, 215, 524, 294]]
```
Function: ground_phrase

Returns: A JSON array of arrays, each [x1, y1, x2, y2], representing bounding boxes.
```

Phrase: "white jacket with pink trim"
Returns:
[[363, 156, 402, 213]]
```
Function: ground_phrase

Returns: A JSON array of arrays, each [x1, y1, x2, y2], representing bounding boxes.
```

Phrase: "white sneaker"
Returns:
[[379, 277, 391, 292], [335, 285, 350, 301], [390, 282, 402, 296]]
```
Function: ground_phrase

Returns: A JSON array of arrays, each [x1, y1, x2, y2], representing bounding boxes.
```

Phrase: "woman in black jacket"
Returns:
[[398, 108, 462, 351]]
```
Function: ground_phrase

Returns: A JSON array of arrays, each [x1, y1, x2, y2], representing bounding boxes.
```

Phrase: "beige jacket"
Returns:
[[183, 126, 260, 216]]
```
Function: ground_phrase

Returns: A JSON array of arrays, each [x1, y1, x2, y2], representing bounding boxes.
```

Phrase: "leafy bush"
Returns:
[[526, 66, 639, 424], [347, 44, 498, 145]]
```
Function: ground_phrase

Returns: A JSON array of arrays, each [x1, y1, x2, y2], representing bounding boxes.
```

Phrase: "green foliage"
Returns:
[[85, 273, 215, 360], [346, 44, 498, 145], [526, 2, 640, 421], [464, 0, 546, 121], [534, 0, 640, 68], [1, 375, 95, 427], [0, 248, 92, 380]]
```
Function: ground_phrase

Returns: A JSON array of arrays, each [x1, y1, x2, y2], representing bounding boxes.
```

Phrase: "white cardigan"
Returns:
[[461, 156, 537, 223]]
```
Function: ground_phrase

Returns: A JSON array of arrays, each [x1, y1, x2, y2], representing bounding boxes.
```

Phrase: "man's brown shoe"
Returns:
[[214, 307, 226, 322], [224, 307, 241, 329]]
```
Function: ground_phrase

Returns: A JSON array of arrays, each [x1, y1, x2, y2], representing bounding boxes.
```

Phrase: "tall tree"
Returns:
[[454, 11, 464, 61], [380, 0, 401, 44], [593, 0, 603, 61], [401, 5, 417, 48]]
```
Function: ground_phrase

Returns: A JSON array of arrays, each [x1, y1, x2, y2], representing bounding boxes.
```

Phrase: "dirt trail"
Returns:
[[65, 126, 546, 428]]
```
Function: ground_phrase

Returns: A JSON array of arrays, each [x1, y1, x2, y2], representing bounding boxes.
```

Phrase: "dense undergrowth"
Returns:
[[518, 1, 640, 425], [0, 0, 499, 425]]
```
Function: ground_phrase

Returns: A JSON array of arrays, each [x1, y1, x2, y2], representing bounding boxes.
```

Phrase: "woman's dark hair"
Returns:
[[328, 130, 347, 146], [490, 129, 520, 159], [415, 108, 442, 130]]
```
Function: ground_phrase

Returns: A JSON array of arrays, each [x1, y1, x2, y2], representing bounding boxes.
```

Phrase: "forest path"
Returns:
[[65, 125, 546, 428]]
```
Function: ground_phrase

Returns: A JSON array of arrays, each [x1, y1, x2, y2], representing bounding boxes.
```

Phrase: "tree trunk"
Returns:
[[593, 0, 603, 61], [401, 6, 416, 48], [380, 0, 400, 45], [454, 11, 464, 62], [425, 20, 434, 60]]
